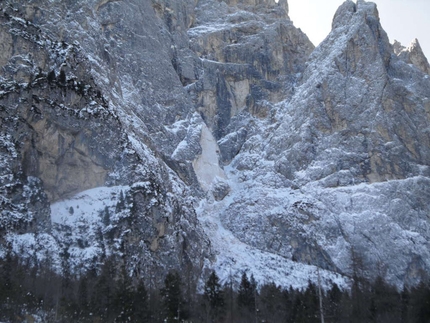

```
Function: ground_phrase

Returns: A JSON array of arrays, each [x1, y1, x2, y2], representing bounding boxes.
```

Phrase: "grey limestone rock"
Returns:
[[214, 0, 430, 286], [1, 0, 430, 290], [0, 1, 211, 285], [211, 177, 231, 201], [188, 0, 313, 139], [394, 38, 430, 75]]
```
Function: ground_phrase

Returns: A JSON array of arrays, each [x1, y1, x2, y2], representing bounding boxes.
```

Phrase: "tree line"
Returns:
[[0, 251, 430, 322]]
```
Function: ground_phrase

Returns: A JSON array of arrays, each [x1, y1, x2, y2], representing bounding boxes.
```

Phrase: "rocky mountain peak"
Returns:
[[394, 38, 430, 75], [332, 0, 357, 29], [332, 0, 380, 28], [217, 0, 430, 287], [272, 0, 401, 184]]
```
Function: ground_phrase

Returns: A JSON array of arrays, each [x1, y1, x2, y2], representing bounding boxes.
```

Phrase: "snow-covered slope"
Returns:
[[197, 185, 348, 290]]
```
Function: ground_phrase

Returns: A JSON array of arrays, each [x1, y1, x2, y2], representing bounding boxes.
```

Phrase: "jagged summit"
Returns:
[[274, 0, 400, 184], [394, 38, 430, 75]]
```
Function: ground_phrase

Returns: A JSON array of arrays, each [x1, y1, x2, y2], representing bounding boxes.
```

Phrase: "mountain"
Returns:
[[0, 0, 429, 291]]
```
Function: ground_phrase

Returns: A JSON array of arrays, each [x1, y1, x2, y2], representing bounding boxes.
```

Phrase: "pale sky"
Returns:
[[287, 0, 430, 59]]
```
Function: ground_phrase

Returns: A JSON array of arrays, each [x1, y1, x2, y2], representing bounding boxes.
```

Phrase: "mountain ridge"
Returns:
[[0, 0, 429, 291]]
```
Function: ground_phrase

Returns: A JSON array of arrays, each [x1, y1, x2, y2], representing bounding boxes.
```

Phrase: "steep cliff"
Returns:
[[213, 0, 430, 286], [1, 0, 429, 290], [0, 1, 211, 285]]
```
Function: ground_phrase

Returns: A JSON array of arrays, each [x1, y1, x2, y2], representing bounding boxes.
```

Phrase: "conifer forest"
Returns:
[[1, 252, 430, 322]]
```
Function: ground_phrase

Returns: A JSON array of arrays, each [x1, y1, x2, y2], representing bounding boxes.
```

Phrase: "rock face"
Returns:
[[394, 38, 430, 75], [270, 0, 430, 184], [0, 1, 210, 286], [1, 0, 430, 289], [188, 0, 312, 139], [217, 0, 430, 286]]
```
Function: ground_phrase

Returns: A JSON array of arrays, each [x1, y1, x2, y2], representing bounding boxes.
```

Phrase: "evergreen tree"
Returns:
[[284, 286, 295, 323], [0, 246, 16, 321], [237, 272, 255, 311], [204, 271, 224, 322], [237, 272, 257, 322], [259, 282, 286, 323], [222, 273, 236, 323], [58, 70, 66, 84], [116, 190, 126, 213], [339, 288, 353, 322], [303, 281, 319, 323], [113, 264, 137, 322], [77, 276, 89, 317], [0, 246, 13, 301], [91, 257, 115, 320], [161, 271, 187, 322], [290, 289, 306, 323], [60, 245, 72, 301], [409, 281, 430, 322], [133, 280, 149, 322], [47, 70, 56, 83], [325, 283, 343, 322], [400, 286, 409, 323], [351, 275, 370, 323], [102, 206, 111, 226], [369, 276, 401, 323]]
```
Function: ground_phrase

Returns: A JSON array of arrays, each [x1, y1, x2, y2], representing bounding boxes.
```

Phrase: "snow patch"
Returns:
[[193, 124, 225, 191], [51, 185, 130, 227]]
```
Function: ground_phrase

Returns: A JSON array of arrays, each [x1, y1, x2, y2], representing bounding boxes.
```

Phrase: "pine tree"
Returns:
[[351, 275, 370, 323], [204, 271, 224, 322], [161, 271, 187, 323], [77, 275, 90, 318], [0, 246, 15, 321], [284, 286, 295, 323], [91, 257, 115, 320], [102, 206, 110, 226], [222, 272, 236, 323], [47, 70, 56, 83], [237, 272, 257, 322], [409, 281, 430, 322], [0, 246, 13, 300], [114, 277, 134, 322], [58, 70, 66, 84], [237, 272, 255, 312], [133, 280, 149, 322], [60, 246, 72, 297], [400, 287, 409, 323], [369, 276, 401, 323], [116, 190, 126, 213], [291, 289, 306, 323], [326, 283, 343, 322], [259, 282, 286, 323], [303, 281, 319, 323]]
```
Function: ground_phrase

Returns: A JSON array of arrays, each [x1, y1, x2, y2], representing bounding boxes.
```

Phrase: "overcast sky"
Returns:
[[287, 0, 430, 59]]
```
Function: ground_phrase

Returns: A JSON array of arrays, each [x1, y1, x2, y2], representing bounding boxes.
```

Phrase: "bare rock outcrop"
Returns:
[[216, 0, 430, 286], [189, 0, 313, 139], [0, 2, 211, 285], [394, 38, 430, 75], [269, 0, 430, 184]]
